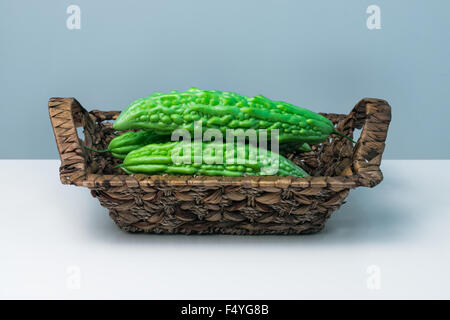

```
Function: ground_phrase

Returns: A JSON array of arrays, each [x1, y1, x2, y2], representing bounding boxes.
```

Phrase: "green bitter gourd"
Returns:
[[84, 130, 168, 159], [113, 88, 354, 145], [118, 141, 309, 177]]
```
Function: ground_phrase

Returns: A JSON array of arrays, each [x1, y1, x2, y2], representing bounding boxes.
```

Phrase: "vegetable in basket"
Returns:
[[84, 130, 167, 159], [116, 141, 309, 177], [113, 88, 355, 144]]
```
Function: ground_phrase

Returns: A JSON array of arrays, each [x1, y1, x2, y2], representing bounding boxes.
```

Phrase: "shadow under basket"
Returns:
[[49, 98, 391, 235]]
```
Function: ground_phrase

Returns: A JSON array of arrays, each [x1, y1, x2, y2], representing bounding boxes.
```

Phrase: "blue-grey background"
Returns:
[[1, 0, 449, 159]]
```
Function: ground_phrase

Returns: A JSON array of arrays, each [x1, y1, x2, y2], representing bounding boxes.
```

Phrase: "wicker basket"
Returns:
[[49, 97, 391, 235]]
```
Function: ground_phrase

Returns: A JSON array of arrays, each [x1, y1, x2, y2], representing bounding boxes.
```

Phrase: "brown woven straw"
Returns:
[[49, 97, 391, 234]]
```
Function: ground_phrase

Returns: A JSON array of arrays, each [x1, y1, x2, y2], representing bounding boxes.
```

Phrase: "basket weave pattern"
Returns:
[[49, 98, 391, 234]]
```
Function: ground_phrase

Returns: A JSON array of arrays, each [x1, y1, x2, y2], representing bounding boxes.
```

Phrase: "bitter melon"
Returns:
[[85, 130, 167, 159], [118, 141, 309, 177], [113, 88, 348, 144]]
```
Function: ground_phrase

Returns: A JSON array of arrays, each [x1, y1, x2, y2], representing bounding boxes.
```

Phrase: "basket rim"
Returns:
[[75, 173, 358, 189], [49, 97, 391, 189]]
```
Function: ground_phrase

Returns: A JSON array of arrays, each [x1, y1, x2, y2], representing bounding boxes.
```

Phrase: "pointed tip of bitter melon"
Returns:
[[113, 163, 133, 174], [298, 143, 312, 152], [113, 112, 126, 131], [113, 112, 123, 130]]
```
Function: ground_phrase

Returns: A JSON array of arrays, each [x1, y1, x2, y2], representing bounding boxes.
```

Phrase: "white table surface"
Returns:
[[1, 160, 449, 299]]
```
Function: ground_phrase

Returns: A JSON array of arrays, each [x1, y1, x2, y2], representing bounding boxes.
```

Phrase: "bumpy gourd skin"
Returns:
[[113, 88, 334, 144], [107, 130, 168, 159], [119, 141, 309, 177]]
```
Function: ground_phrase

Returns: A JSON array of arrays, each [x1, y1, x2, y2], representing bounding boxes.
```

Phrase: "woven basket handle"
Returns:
[[49, 98, 93, 185], [348, 98, 392, 187]]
